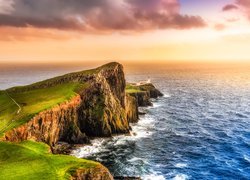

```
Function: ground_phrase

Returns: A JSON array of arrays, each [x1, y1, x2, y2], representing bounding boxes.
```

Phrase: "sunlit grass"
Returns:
[[125, 84, 143, 94], [0, 83, 88, 136], [0, 140, 97, 180]]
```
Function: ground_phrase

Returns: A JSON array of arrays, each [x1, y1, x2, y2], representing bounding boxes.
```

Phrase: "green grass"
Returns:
[[125, 84, 144, 94], [0, 140, 98, 180], [0, 62, 122, 136], [0, 82, 88, 136], [0, 91, 19, 134]]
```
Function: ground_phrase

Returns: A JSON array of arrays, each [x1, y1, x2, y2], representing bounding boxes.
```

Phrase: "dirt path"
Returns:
[[5, 91, 21, 115]]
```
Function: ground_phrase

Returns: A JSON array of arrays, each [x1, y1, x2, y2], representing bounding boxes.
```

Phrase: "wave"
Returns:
[[243, 155, 250, 163], [142, 174, 165, 180], [72, 115, 156, 158], [173, 174, 188, 180], [174, 163, 188, 168], [71, 138, 107, 158]]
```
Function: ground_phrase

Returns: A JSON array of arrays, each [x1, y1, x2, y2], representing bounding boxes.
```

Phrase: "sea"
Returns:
[[1, 62, 250, 180]]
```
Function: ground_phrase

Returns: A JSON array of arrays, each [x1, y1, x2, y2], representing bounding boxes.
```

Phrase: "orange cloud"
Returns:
[[0, 26, 81, 41], [214, 24, 226, 31]]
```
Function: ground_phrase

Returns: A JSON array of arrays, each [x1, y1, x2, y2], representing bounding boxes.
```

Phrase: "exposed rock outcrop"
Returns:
[[77, 69, 129, 137], [125, 94, 139, 123], [1, 62, 163, 180], [4, 95, 88, 146], [137, 83, 163, 98], [128, 91, 152, 107], [3, 62, 163, 146], [3, 62, 130, 146], [127, 83, 163, 107], [71, 165, 113, 180]]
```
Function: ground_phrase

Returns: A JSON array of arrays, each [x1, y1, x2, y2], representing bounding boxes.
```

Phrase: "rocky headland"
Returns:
[[0, 62, 162, 180]]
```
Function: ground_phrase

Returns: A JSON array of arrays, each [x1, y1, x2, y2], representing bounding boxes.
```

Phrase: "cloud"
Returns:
[[0, 26, 82, 41], [0, 0, 206, 32], [236, 0, 250, 19], [222, 4, 238, 11], [237, 0, 250, 7], [214, 23, 226, 31], [226, 18, 240, 22], [0, 0, 14, 14]]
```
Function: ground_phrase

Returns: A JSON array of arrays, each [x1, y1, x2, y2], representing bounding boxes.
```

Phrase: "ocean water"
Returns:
[[1, 63, 250, 180]]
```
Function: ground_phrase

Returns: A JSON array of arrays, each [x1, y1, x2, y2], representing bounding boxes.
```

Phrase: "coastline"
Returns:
[[70, 89, 164, 179], [0, 62, 163, 179]]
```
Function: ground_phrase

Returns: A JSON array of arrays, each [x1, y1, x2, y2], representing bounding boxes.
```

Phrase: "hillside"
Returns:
[[0, 83, 87, 136], [0, 62, 162, 179], [0, 140, 112, 179], [0, 62, 131, 145]]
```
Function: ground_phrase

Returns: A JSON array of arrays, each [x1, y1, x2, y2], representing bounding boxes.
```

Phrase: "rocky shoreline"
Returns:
[[2, 62, 163, 179]]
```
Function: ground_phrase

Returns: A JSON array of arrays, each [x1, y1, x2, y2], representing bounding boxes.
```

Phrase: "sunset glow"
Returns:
[[0, 0, 250, 63]]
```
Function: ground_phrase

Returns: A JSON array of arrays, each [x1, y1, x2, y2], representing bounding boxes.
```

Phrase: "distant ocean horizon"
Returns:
[[1, 62, 250, 179]]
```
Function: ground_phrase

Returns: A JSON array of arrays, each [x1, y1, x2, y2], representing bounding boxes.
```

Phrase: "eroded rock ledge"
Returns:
[[125, 83, 163, 123], [71, 165, 114, 180]]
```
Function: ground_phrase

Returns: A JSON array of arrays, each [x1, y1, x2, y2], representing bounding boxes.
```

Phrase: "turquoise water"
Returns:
[[1, 63, 250, 180]]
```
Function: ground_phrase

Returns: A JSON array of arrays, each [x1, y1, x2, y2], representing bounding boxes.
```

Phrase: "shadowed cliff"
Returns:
[[2, 62, 131, 146], [0, 62, 162, 179]]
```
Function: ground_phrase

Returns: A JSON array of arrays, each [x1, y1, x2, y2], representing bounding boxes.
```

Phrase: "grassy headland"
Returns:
[[125, 84, 144, 94], [0, 140, 98, 179], [0, 82, 87, 136]]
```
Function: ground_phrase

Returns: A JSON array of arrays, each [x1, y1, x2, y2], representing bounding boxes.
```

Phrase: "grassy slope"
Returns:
[[0, 63, 121, 179], [0, 82, 87, 136], [0, 141, 98, 180], [0, 62, 119, 135], [125, 84, 144, 94]]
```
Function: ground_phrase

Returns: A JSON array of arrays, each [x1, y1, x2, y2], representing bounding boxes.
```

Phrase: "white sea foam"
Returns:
[[129, 115, 155, 138], [131, 126, 153, 138], [153, 103, 162, 108], [72, 113, 156, 158], [173, 174, 188, 180], [142, 174, 166, 180], [163, 93, 171, 98], [128, 157, 142, 162], [243, 155, 250, 163], [71, 138, 107, 158], [175, 163, 188, 168]]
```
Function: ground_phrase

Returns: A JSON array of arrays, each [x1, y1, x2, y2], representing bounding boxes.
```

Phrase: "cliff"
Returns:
[[72, 165, 113, 180], [2, 62, 130, 146], [4, 95, 88, 146], [125, 94, 139, 123], [0, 62, 163, 180], [1, 62, 162, 146], [125, 83, 163, 122]]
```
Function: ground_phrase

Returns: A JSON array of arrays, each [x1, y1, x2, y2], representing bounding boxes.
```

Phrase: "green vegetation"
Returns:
[[125, 84, 144, 94], [0, 62, 120, 136], [0, 62, 121, 179], [0, 140, 98, 180], [0, 82, 88, 136]]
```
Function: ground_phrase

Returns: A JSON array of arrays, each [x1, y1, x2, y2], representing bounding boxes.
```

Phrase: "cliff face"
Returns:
[[125, 94, 139, 123], [128, 91, 152, 107], [3, 63, 162, 148], [71, 165, 113, 180], [137, 83, 163, 98], [127, 83, 163, 107], [1, 62, 163, 180], [3, 62, 130, 146], [4, 95, 87, 146], [77, 67, 129, 137]]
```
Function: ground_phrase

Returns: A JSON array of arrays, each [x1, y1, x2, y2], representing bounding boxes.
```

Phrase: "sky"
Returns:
[[0, 0, 250, 63]]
